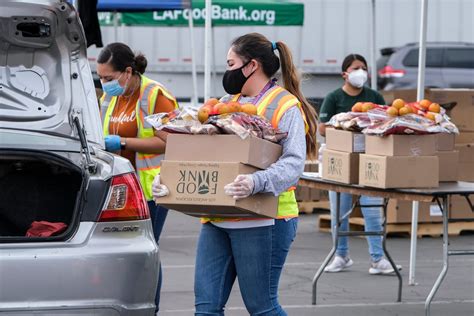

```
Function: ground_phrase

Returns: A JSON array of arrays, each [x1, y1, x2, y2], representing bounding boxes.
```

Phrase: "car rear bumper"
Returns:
[[0, 221, 159, 314]]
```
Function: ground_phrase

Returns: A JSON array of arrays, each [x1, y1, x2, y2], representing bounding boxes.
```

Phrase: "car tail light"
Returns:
[[378, 66, 406, 78], [99, 173, 150, 222]]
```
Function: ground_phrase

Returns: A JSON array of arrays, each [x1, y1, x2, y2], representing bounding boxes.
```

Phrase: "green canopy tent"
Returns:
[[99, 0, 304, 103]]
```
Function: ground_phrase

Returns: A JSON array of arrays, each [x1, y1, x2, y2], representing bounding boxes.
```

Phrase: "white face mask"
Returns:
[[347, 69, 368, 88]]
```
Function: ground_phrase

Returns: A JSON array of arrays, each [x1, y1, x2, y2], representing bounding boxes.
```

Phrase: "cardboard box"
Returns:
[[326, 128, 365, 153], [450, 195, 474, 219], [296, 161, 318, 201], [386, 200, 442, 223], [381, 89, 419, 105], [159, 161, 278, 218], [428, 89, 474, 132], [359, 154, 439, 188], [456, 143, 474, 163], [456, 143, 474, 182], [437, 151, 459, 182], [321, 149, 359, 184], [164, 134, 282, 170], [365, 134, 436, 156], [456, 132, 474, 144], [436, 133, 456, 151]]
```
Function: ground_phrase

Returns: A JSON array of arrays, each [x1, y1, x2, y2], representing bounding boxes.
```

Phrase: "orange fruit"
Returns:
[[386, 106, 399, 116], [425, 112, 436, 121], [419, 99, 432, 110], [241, 103, 258, 116], [217, 103, 232, 114], [197, 107, 210, 123], [392, 99, 405, 110], [204, 98, 219, 107], [428, 102, 441, 113], [398, 106, 413, 115], [227, 101, 241, 113], [351, 102, 363, 112], [211, 102, 226, 114], [361, 102, 374, 112]]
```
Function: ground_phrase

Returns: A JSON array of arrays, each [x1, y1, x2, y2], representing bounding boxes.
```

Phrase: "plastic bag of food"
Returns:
[[364, 110, 458, 135], [325, 111, 372, 132], [190, 124, 220, 135], [145, 108, 201, 134], [208, 113, 287, 142]]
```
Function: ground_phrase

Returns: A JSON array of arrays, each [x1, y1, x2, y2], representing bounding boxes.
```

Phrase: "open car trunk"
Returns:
[[0, 150, 84, 242]]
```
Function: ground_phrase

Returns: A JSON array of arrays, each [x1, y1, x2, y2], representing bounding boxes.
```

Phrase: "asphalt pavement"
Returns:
[[158, 211, 474, 316]]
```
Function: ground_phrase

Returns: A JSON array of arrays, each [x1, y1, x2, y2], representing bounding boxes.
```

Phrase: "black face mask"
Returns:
[[222, 61, 255, 95]]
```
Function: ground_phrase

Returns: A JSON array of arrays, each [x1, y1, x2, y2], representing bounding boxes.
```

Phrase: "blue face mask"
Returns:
[[101, 73, 126, 96]]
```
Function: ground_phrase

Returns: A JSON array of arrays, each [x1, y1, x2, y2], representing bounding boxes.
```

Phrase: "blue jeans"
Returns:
[[194, 218, 298, 316], [148, 201, 169, 313], [329, 192, 383, 262]]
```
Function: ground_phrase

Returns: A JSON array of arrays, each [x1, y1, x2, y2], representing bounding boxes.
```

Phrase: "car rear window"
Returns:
[[444, 48, 474, 69], [402, 48, 444, 67]]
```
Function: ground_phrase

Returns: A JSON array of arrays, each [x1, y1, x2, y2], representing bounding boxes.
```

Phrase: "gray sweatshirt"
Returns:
[[221, 92, 307, 196], [251, 106, 306, 196]]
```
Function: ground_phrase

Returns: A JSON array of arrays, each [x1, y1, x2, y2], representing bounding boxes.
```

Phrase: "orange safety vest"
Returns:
[[100, 75, 178, 200]]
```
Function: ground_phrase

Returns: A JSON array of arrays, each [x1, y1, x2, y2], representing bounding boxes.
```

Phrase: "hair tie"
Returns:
[[271, 41, 277, 51]]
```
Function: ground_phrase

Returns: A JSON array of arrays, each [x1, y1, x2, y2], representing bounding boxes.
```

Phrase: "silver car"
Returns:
[[377, 42, 474, 90], [0, 1, 159, 314]]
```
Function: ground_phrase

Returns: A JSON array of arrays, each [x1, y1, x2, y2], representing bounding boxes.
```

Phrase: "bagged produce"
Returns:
[[208, 112, 287, 142]]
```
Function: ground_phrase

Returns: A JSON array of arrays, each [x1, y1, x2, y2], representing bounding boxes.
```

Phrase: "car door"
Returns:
[[400, 48, 445, 88], [442, 48, 474, 88]]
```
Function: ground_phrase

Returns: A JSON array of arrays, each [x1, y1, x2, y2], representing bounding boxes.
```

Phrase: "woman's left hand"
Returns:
[[224, 174, 254, 200], [104, 135, 121, 151], [152, 175, 170, 203]]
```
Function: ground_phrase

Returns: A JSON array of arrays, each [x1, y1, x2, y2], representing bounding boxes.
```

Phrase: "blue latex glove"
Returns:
[[104, 135, 121, 152]]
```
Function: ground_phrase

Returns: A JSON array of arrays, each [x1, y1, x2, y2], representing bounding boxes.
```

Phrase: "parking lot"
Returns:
[[159, 211, 474, 316]]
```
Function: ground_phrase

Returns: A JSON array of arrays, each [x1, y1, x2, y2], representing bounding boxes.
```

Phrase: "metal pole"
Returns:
[[113, 11, 118, 42], [188, 7, 199, 107], [425, 197, 450, 316], [370, 0, 377, 90], [417, 0, 429, 101], [411, 0, 429, 286], [409, 201, 419, 285], [204, 0, 212, 100]]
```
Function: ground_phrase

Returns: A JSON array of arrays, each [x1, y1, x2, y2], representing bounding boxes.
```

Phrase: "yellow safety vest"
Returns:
[[204, 85, 308, 222], [100, 74, 178, 200]]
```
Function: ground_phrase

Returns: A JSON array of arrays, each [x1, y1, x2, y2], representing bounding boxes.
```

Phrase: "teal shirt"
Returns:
[[319, 86, 386, 123]]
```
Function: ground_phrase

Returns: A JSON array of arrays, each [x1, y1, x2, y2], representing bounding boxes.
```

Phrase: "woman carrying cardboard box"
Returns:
[[153, 32, 317, 315], [318, 54, 402, 274]]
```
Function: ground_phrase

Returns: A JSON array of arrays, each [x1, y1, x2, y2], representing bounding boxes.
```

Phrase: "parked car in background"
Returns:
[[377, 42, 474, 90], [0, 1, 159, 314]]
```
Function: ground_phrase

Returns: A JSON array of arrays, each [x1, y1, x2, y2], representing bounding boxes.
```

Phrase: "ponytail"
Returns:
[[275, 41, 318, 159]]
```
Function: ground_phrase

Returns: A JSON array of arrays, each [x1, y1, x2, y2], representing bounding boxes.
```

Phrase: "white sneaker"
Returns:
[[324, 255, 354, 273], [369, 258, 402, 275]]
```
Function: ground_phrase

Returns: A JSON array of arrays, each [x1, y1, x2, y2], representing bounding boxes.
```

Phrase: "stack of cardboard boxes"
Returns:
[[383, 88, 474, 221], [158, 134, 282, 219], [321, 128, 364, 184], [322, 128, 455, 223]]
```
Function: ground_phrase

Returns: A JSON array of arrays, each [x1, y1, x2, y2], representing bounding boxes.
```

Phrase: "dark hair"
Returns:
[[231, 33, 318, 158], [97, 42, 147, 74], [341, 54, 367, 72]]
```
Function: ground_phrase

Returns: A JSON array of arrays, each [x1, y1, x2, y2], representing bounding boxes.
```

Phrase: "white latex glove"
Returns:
[[223, 174, 254, 200], [152, 175, 170, 202]]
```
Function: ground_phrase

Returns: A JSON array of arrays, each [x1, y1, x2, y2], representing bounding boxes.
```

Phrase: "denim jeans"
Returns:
[[194, 218, 298, 316], [148, 201, 169, 313], [329, 192, 383, 262]]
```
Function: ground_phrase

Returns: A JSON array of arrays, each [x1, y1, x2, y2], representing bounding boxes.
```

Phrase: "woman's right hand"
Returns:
[[152, 175, 169, 202]]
